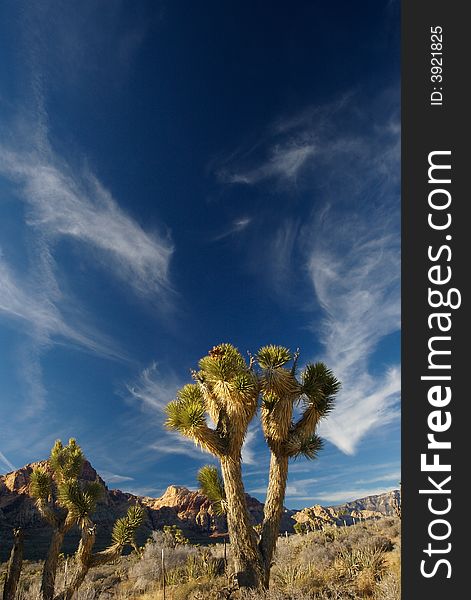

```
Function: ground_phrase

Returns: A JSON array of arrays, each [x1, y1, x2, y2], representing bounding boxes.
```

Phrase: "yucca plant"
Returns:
[[30, 439, 144, 600], [258, 350, 340, 587], [166, 344, 262, 587], [55, 504, 144, 600], [165, 343, 340, 588], [29, 439, 94, 600]]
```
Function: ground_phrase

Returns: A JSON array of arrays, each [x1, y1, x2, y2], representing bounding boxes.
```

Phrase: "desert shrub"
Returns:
[[129, 534, 225, 593], [129, 531, 198, 591], [333, 546, 387, 596], [374, 571, 401, 600], [244, 584, 363, 600], [162, 525, 189, 547]]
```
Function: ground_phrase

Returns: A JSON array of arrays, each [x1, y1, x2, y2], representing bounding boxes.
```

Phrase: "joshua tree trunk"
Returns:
[[41, 526, 69, 600], [2, 528, 24, 600], [54, 526, 94, 600], [220, 456, 264, 588], [259, 453, 289, 586]]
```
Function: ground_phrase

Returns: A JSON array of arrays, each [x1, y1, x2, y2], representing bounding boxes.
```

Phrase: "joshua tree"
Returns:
[[166, 343, 339, 588], [30, 439, 143, 600], [54, 504, 144, 600], [2, 528, 23, 600], [257, 347, 339, 585], [30, 439, 98, 600]]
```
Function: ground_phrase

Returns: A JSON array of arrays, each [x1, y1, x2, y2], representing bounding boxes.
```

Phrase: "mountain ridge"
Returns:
[[0, 460, 399, 561]]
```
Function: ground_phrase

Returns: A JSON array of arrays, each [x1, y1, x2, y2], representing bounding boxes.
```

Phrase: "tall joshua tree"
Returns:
[[165, 343, 340, 588], [30, 439, 143, 600], [257, 347, 340, 586], [167, 344, 262, 587]]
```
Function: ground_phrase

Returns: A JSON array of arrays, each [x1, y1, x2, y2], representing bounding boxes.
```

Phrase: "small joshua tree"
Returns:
[[30, 439, 143, 600], [55, 504, 144, 600], [30, 439, 97, 600], [166, 343, 340, 588]]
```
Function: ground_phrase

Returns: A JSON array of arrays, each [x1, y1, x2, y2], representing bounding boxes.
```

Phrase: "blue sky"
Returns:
[[0, 1, 400, 509]]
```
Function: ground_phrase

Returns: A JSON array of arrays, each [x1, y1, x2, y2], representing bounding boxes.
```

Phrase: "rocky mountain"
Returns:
[[330, 489, 401, 519], [293, 489, 401, 529], [0, 461, 293, 561], [0, 461, 399, 562]]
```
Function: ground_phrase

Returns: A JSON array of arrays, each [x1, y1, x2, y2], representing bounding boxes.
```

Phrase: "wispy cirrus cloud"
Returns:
[[0, 250, 125, 358], [0, 450, 16, 473], [99, 471, 134, 484], [241, 422, 261, 466], [310, 208, 401, 454], [220, 145, 316, 185], [213, 217, 252, 242], [0, 242, 128, 416], [127, 363, 209, 461], [0, 57, 173, 419], [0, 144, 174, 301]]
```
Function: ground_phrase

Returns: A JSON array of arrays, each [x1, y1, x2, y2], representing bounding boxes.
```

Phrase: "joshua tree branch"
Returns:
[[289, 408, 319, 443], [191, 424, 228, 457]]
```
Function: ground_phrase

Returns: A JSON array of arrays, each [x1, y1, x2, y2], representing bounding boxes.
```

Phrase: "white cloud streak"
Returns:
[[213, 217, 252, 241], [310, 210, 401, 454], [220, 145, 315, 185], [0, 252, 123, 358], [0, 450, 16, 473], [241, 423, 260, 466], [128, 363, 209, 461], [99, 471, 134, 484], [1, 246, 128, 416], [0, 145, 174, 300]]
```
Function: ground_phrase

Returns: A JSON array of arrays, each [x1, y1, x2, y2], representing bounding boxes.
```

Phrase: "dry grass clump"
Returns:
[[252, 517, 400, 600], [1, 518, 400, 600], [127, 532, 227, 599]]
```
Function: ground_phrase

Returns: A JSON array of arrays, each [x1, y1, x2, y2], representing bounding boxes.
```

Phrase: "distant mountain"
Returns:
[[0, 460, 291, 561], [293, 490, 401, 529], [330, 489, 401, 518], [0, 461, 399, 562]]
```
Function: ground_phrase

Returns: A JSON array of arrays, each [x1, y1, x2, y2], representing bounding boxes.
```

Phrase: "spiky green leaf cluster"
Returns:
[[285, 433, 323, 460], [197, 465, 227, 516], [126, 504, 145, 530], [165, 384, 206, 433], [30, 467, 52, 501], [231, 373, 257, 399], [57, 480, 103, 525], [301, 363, 341, 418], [261, 392, 278, 412], [198, 344, 247, 382], [257, 345, 292, 369], [198, 344, 258, 413], [258, 346, 299, 400], [111, 505, 144, 547], [50, 439, 84, 483]]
